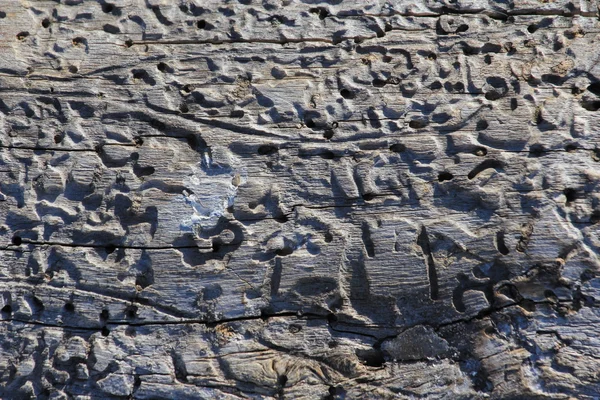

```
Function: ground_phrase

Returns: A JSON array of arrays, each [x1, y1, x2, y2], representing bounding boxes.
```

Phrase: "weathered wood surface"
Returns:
[[1, 0, 600, 398]]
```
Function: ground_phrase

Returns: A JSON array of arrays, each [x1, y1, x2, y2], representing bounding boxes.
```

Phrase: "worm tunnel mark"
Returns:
[[361, 222, 375, 258], [495, 231, 510, 255], [467, 159, 504, 179], [417, 225, 439, 300], [271, 257, 283, 296]]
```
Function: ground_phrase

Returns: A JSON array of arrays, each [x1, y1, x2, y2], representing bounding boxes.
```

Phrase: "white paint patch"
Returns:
[[179, 146, 247, 233]]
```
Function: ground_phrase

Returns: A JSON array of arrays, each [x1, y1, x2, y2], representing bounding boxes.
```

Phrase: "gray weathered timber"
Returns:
[[1, 0, 600, 399]]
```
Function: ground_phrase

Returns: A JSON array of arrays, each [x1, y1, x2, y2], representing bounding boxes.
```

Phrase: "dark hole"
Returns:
[[564, 188, 577, 203], [16, 31, 29, 40], [376, 30, 385, 38], [134, 136, 144, 146], [102, 3, 115, 13], [101, 326, 110, 336], [310, 7, 329, 20], [278, 375, 288, 386], [126, 305, 138, 318], [196, 20, 207, 29], [212, 241, 221, 253], [132, 70, 146, 80], [179, 104, 189, 113], [587, 82, 600, 96], [409, 120, 426, 129], [257, 145, 278, 155], [0, 11, 5, 18], [328, 340, 338, 348], [105, 244, 116, 254], [72, 37, 85, 45], [64, 302, 75, 312], [276, 247, 293, 256], [510, 98, 518, 110], [305, 118, 316, 128], [274, 214, 289, 223], [372, 78, 387, 87], [323, 129, 334, 140], [54, 134, 62, 144], [438, 172, 454, 182], [327, 313, 338, 324], [474, 147, 487, 156], [100, 309, 109, 320], [42, 18, 51, 28], [1, 305, 12, 315], [329, 386, 338, 395], [320, 151, 335, 160], [476, 120, 489, 131], [485, 90, 502, 101], [362, 193, 376, 201], [520, 298, 536, 311], [125, 39, 134, 47], [179, 5, 188, 12], [103, 24, 120, 34], [456, 24, 469, 33], [157, 62, 168, 72], [324, 232, 333, 243], [389, 143, 406, 152], [529, 144, 545, 157], [182, 84, 192, 94], [527, 24, 538, 33], [591, 211, 600, 225], [11, 236, 22, 246], [340, 88, 354, 99], [355, 348, 385, 367], [428, 52, 437, 60], [565, 143, 578, 152], [68, 65, 78, 74], [429, 81, 442, 90]]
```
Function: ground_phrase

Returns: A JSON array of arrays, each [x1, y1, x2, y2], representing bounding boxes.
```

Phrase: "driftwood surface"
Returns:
[[1, 0, 600, 399]]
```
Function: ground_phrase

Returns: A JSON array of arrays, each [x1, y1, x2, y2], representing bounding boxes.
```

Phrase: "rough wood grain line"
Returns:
[[1, 0, 600, 399]]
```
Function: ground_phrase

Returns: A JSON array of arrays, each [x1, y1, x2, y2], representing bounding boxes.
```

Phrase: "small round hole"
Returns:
[[340, 88, 354, 99], [68, 65, 78, 74], [101, 326, 110, 336], [389, 143, 406, 152], [100, 309, 110, 320], [474, 147, 487, 157], [564, 188, 577, 203], [278, 375, 288, 386], [41, 18, 51, 28], [105, 244, 116, 254], [527, 24, 538, 33], [476, 120, 489, 131], [124, 39, 134, 47], [212, 242, 221, 253], [157, 62, 168, 72], [12, 236, 22, 246], [197, 20, 207, 29], [179, 104, 189, 113], [438, 172, 454, 182], [102, 3, 115, 13], [64, 302, 75, 312]]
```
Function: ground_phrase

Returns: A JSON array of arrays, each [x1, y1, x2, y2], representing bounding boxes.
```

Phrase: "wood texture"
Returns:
[[1, 1, 600, 399]]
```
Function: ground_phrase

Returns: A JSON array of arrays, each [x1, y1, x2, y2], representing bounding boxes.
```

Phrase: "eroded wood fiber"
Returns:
[[1, 0, 600, 399]]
